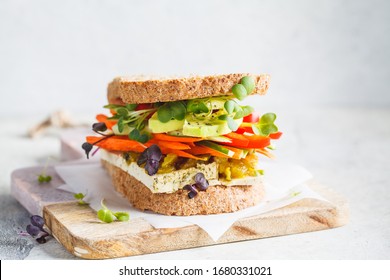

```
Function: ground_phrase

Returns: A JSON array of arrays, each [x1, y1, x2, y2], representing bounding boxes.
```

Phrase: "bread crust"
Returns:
[[107, 73, 270, 104], [101, 159, 265, 216]]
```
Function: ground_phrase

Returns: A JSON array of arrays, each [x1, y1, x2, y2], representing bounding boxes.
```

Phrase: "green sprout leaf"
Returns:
[[157, 102, 186, 122], [240, 76, 256, 94], [170, 102, 186, 120], [103, 104, 123, 110], [187, 100, 209, 114], [37, 157, 52, 184], [218, 114, 228, 121], [129, 128, 151, 144], [97, 200, 129, 223], [252, 113, 279, 136], [224, 100, 235, 115], [232, 84, 247, 100], [157, 105, 173, 123], [233, 107, 244, 119], [125, 104, 137, 111], [227, 116, 240, 131], [37, 175, 52, 183], [74, 193, 89, 205], [241, 105, 254, 117], [116, 107, 128, 117], [97, 208, 115, 223], [117, 117, 125, 133], [114, 212, 130, 222]]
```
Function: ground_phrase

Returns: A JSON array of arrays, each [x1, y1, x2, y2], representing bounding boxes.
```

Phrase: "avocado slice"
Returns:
[[182, 117, 243, 137], [148, 112, 185, 133]]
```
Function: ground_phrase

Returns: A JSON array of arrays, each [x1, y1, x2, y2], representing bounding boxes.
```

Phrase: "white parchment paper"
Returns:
[[55, 160, 328, 241]]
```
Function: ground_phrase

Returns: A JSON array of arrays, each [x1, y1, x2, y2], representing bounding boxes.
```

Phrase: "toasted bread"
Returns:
[[107, 73, 270, 104], [102, 159, 265, 216]]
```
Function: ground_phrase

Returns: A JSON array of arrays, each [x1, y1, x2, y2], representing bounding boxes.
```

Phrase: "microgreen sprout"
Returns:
[[37, 157, 52, 183], [129, 128, 151, 144], [97, 199, 129, 223], [240, 76, 256, 94], [104, 104, 156, 143], [157, 101, 186, 123], [232, 84, 247, 100], [231, 75, 256, 101], [74, 192, 89, 205], [291, 191, 301, 197], [26, 215, 50, 244], [256, 169, 265, 176], [252, 113, 278, 136], [221, 99, 254, 131]]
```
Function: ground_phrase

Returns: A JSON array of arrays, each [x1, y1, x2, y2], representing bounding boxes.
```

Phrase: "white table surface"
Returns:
[[1, 106, 389, 260]]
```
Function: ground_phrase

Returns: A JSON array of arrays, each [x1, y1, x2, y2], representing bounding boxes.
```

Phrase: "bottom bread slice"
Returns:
[[102, 159, 265, 216]]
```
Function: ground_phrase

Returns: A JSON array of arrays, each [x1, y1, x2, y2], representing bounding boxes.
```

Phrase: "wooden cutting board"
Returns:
[[11, 166, 349, 259]]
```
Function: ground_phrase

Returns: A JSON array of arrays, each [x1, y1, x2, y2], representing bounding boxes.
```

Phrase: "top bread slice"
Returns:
[[107, 73, 271, 104]]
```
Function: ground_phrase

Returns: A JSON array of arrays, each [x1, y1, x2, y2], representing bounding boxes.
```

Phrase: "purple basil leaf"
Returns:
[[147, 144, 162, 161], [26, 224, 41, 237], [30, 215, 44, 229], [195, 172, 209, 191]]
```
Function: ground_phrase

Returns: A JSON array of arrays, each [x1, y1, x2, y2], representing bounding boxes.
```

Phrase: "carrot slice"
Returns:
[[188, 145, 230, 158], [220, 145, 244, 159], [95, 114, 117, 130], [147, 139, 191, 150], [86, 136, 146, 153], [256, 148, 275, 159], [164, 149, 206, 160], [152, 133, 202, 143]]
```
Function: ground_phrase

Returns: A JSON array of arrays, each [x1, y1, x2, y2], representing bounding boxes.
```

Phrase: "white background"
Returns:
[[0, 0, 389, 118]]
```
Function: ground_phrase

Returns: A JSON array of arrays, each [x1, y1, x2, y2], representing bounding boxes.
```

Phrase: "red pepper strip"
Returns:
[[242, 135, 271, 149], [223, 132, 250, 147], [269, 131, 283, 139], [235, 126, 254, 134]]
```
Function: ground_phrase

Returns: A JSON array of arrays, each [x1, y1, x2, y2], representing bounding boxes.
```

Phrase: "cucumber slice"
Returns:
[[197, 141, 235, 157]]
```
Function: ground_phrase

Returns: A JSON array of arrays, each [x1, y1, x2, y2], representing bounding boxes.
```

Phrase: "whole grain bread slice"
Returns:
[[102, 159, 265, 216], [107, 73, 270, 104]]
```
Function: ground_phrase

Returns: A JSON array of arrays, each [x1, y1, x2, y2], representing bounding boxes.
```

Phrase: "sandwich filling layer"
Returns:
[[101, 149, 263, 194]]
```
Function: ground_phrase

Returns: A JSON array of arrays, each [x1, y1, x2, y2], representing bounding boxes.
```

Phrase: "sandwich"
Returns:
[[82, 74, 282, 216]]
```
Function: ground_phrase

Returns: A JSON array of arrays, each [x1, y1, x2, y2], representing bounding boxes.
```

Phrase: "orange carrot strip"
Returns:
[[86, 136, 146, 153], [220, 145, 243, 159], [164, 149, 205, 160], [256, 148, 275, 159], [152, 133, 202, 143], [146, 139, 191, 150], [188, 145, 230, 158], [95, 114, 117, 130]]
